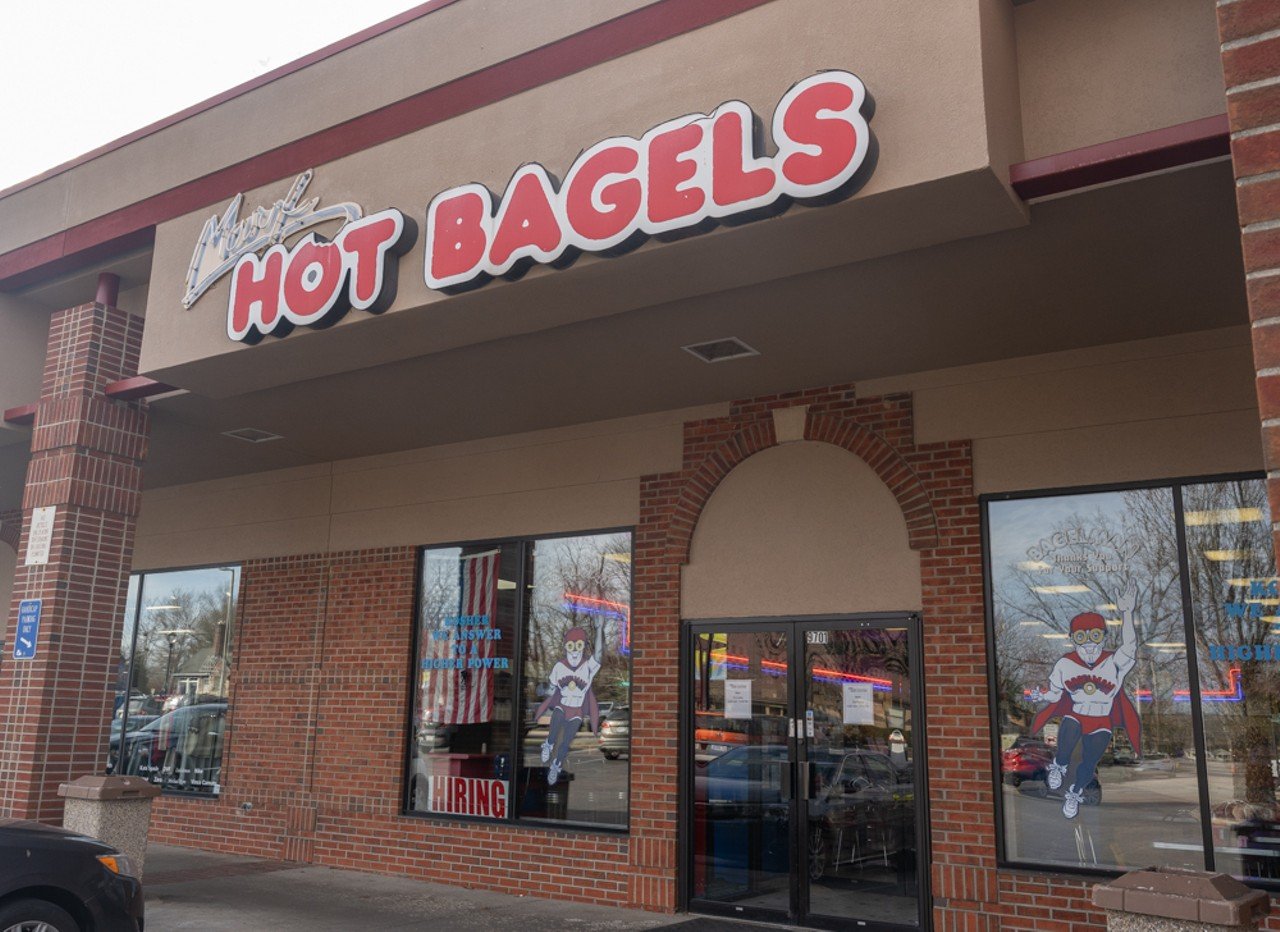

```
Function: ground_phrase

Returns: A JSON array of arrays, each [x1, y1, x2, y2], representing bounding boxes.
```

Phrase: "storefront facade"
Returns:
[[1, 0, 1279, 928]]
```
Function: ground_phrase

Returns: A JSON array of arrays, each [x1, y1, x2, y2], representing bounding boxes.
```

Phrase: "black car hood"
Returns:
[[0, 819, 114, 851]]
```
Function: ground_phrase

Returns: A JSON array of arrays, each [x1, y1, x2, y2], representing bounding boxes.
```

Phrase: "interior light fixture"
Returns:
[[1017, 561, 1052, 571], [144, 605, 181, 611], [1042, 633, 1069, 640], [1183, 508, 1264, 526], [1032, 585, 1091, 594], [1204, 550, 1250, 562]]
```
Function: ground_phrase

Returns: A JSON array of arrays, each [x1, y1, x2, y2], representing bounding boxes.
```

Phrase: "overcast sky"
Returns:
[[0, 1, 421, 191]]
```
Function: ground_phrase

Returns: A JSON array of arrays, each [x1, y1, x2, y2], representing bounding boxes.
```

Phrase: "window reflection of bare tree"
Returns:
[[994, 490, 1188, 756], [526, 534, 631, 710], [1184, 480, 1276, 809], [137, 588, 232, 701]]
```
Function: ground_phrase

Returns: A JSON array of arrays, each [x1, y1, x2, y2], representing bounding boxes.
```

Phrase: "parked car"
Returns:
[[1001, 736, 1054, 786], [0, 819, 143, 931], [117, 701, 227, 792], [598, 706, 630, 759], [693, 711, 749, 760]]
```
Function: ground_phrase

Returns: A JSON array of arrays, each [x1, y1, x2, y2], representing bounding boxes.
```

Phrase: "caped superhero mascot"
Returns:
[[534, 623, 604, 785], [1028, 578, 1141, 820]]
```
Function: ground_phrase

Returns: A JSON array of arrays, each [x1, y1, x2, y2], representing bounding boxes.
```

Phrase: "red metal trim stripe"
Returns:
[[0, 0, 778, 291], [2, 404, 36, 427], [0, 0, 466, 200], [1010, 113, 1230, 201], [104, 377, 177, 402]]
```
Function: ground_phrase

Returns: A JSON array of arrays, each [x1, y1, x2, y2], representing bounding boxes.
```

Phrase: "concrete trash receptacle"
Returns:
[[58, 775, 161, 878], [1094, 866, 1271, 931]]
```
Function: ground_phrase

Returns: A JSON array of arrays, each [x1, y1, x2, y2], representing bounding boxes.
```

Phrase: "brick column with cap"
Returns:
[[0, 287, 148, 822], [1219, 6, 1280, 556]]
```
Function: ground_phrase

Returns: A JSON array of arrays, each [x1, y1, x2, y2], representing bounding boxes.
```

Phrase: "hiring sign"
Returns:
[[189, 70, 876, 343], [426, 775, 508, 819]]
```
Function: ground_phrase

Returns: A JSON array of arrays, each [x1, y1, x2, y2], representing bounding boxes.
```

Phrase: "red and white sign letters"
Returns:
[[227, 209, 416, 343], [424, 70, 875, 291], [203, 70, 875, 342], [426, 775, 508, 819]]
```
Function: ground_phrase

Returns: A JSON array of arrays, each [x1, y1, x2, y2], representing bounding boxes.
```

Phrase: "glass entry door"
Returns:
[[686, 616, 925, 930]]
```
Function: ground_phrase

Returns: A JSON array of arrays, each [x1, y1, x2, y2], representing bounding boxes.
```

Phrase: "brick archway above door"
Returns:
[[664, 394, 941, 565]]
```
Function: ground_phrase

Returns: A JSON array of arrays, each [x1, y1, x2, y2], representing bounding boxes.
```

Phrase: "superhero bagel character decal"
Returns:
[[534, 623, 605, 786], [1027, 579, 1142, 820]]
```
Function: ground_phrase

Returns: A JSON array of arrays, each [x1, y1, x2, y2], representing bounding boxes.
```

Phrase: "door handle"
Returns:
[[799, 761, 811, 801]]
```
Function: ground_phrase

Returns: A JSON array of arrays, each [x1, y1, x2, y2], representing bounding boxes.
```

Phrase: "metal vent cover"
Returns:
[[681, 337, 760, 364], [222, 427, 283, 443]]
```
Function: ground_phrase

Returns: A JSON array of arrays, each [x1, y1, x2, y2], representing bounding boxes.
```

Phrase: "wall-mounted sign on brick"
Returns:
[[23, 506, 54, 566]]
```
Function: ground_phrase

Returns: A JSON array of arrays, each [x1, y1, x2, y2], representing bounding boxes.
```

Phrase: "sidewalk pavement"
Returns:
[[143, 844, 791, 931]]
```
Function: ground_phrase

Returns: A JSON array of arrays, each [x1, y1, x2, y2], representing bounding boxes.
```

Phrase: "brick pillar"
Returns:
[[1219, 5, 1280, 557], [0, 300, 147, 822]]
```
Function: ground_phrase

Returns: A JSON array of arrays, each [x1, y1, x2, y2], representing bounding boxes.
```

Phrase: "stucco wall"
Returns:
[[1015, 0, 1226, 159], [135, 327, 1260, 573], [680, 442, 922, 618]]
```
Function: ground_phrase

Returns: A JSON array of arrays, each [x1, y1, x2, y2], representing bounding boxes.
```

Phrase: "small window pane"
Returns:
[[989, 489, 1202, 871], [409, 544, 519, 819], [115, 566, 238, 796], [518, 532, 632, 827], [1184, 479, 1280, 883], [108, 574, 141, 772]]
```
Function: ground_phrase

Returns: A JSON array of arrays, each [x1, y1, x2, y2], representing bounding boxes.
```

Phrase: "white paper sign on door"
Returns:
[[724, 680, 753, 720], [843, 681, 875, 725]]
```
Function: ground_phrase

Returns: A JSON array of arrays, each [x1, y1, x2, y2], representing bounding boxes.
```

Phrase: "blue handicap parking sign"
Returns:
[[13, 599, 41, 660]]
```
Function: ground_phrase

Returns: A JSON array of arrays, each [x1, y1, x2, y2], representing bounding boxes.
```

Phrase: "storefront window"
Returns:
[[109, 565, 239, 795], [1183, 480, 1279, 882], [519, 532, 632, 827], [987, 475, 1280, 884], [407, 530, 632, 830], [988, 487, 1202, 872], [409, 544, 519, 819]]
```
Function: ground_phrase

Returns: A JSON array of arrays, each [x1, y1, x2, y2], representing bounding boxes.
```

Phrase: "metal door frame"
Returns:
[[679, 613, 931, 931]]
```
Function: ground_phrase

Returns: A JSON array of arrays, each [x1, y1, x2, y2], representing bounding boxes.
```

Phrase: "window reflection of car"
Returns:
[[598, 707, 630, 760], [106, 714, 159, 770], [694, 745, 791, 876], [116, 702, 226, 793], [807, 750, 914, 882], [693, 712, 750, 761], [1001, 737, 1053, 786]]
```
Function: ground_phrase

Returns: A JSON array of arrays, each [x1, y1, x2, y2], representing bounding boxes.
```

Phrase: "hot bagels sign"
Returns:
[[186, 71, 877, 343]]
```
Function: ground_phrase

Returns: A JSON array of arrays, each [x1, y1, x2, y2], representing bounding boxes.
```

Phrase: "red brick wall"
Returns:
[[0, 301, 147, 823]]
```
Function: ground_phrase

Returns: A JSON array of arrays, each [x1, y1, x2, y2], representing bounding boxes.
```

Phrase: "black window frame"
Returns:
[[983, 470, 1271, 882], [403, 525, 635, 834], [111, 561, 242, 800]]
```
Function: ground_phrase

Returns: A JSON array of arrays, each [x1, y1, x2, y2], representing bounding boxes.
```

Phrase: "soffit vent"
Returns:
[[682, 337, 760, 364], [222, 427, 284, 444]]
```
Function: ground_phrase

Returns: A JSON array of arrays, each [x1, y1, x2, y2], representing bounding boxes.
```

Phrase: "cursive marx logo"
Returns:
[[182, 170, 364, 309]]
